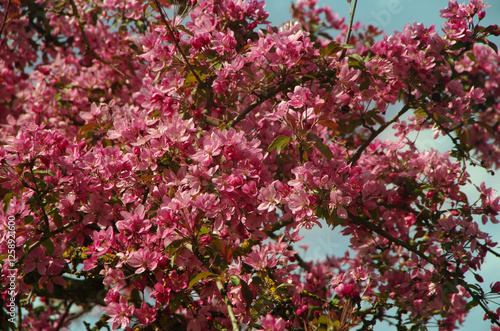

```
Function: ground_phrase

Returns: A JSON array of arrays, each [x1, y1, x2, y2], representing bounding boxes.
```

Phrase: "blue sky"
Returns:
[[262, 1, 500, 330]]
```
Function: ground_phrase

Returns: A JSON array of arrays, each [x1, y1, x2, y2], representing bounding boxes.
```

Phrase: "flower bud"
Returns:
[[491, 281, 500, 293]]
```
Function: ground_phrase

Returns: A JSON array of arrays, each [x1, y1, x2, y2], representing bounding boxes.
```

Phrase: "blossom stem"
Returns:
[[216, 279, 240, 331], [228, 69, 336, 129], [28, 164, 50, 232], [17, 219, 83, 266], [352, 212, 500, 327], [458, 278, 500, 327], [339, 0, 358, 60], [349, 104, 411, 166], [153, 0, 203, 85], [485, 246, 500, 258], [228, 79, 299, 129], [55, 302, 73, 331], [0, 0, 11, 41], [67, 0, 130, 79], [349, 213, 432, 264]]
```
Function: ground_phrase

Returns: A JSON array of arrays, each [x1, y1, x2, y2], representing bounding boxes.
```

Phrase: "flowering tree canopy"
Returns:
[[1, 0, 500, 330]]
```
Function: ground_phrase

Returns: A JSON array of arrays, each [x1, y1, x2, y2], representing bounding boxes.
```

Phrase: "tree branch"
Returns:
[[17, 219, 83, 266], [0, 0, 11, 41], [350, 212, 500, 327], [227, 80, 296, 129], [67, 0, 131, 79], [216, 279, 240, 331], [227, 70, 336, 129], [349, 213, 432, 264], [339, 0, 358, 60], [55, 301, 73, 331], [485, 246, 500, 258], [153, 0, 202, 85], [349, 104, 411, 166]]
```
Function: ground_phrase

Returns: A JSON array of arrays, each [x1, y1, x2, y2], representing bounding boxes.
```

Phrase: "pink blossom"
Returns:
[[242, 246, 277, 271], [127, 248, 159, 274], [101, 266, 125, 288], [116, 204, 152, 236], [135, 302, 157, 326], [23, 247, 50, 275], [104, 295, 135, 330], [258, 184, 280, 212], [491, 282, 500, 293], [92, 227, 115, 256], [287, 189, 314, 220], [38, 263, 66, 293], [259, 313, 285, 331]]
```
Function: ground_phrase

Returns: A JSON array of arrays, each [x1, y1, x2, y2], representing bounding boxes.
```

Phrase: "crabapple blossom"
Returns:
[[1, 0, 500, 330]]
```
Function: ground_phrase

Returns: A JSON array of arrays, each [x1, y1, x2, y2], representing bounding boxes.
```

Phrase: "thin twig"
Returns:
[[226, 60, 337, 128], [227, 71, 334, 129], [339, 0, 358, 60], [67, 0, 130, 79], [349, 104, 411, 166], [0, 0, 11, 41], [267, 231, 311, 272], [351, 212, 500, 327], [349, 213, 432, 264], [227, 83, 292, 129], [457, 278, 500, 328], [153, 0, 202, 85], [55, 301, 73, 331], [17, 296, 22, 331], [28, 164, 50, 231], [17, 219, 83, 266], [485, 246, 500, 258]]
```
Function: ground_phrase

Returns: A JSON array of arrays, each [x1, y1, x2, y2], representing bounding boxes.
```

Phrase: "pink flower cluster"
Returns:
[[1, 0, 500, 330]]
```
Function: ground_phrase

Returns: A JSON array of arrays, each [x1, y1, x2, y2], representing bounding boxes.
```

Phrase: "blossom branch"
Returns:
[[27, 163, 50, 232], [349, 104, 411, 166], [349, 213, 432, 264], [267, 232, 311, 272], [228, 80, 298, 129], [233, 218, 294, 257], [458, 278, 500, 327], [351, 212, 500, 327], [55, 302, 73, 331], [0, 0, 11, 41], [485, 246, 500, 258], [153, 0, 202, 85], [228, 70, 336, 129], [339, 0, 358, 60], [67, 0, 130, 79], [216, 279, 240, 331], [18, 219, 83, 266]]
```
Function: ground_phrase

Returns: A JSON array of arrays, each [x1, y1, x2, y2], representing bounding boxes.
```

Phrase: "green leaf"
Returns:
[[188, 271, 217, 289], [464, 299, 478, 312], [268, 135, 291, 154], [240, 278, 254, 311], [230, 275, 240, 286], [169, 293, 184, 314], [276, 283, 294, 290], [314, 140, 333, 159], [3, 193, 13, 212], [466, 52, 476, 62], [486, 40, 498, 54], [32, 170, 56, 177], [320, 41, 342, 57], [444, 281, 459, 294], [51, 212, 63, 228], [24, 215, 34, 225], [42, 238, 55, 256], [318, 315, 330, 325]]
